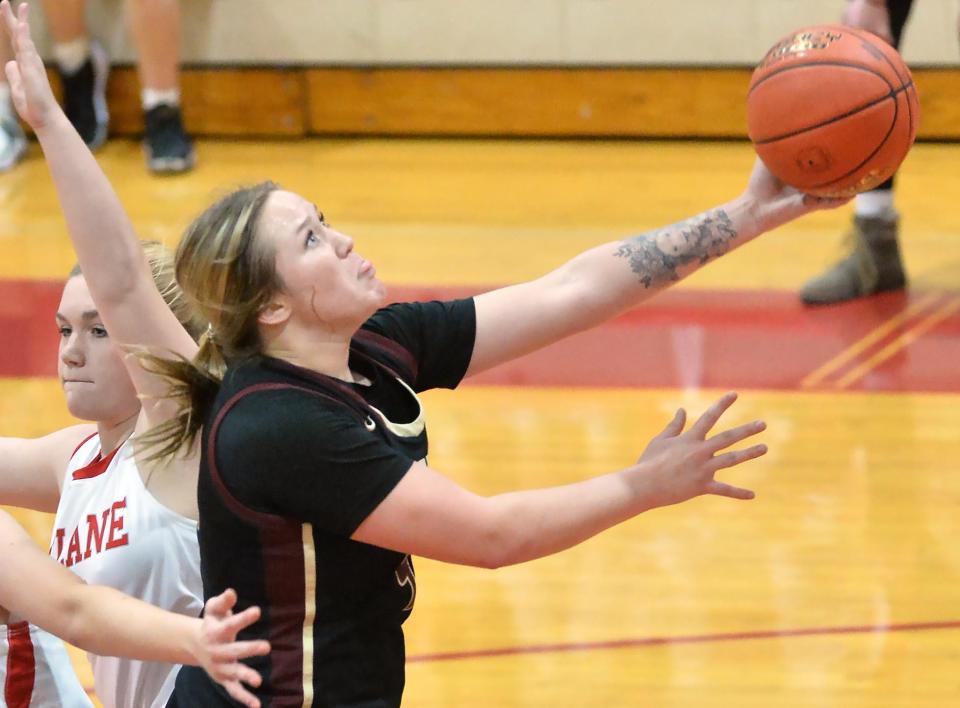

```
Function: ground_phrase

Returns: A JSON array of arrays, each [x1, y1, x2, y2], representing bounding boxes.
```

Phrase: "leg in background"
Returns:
[[39, 0, 109, 149], [800, 0, 914, 305], [126, 0, 195, 173]]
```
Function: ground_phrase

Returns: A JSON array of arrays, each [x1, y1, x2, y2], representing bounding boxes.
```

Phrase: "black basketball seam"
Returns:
[[752, 81, 913, 145], [810, 82, 906, 191], [843, 26, 911, 85], [905, 81, 917, 144], [747, 60, 893, 97], [843, 26, 917, 141]]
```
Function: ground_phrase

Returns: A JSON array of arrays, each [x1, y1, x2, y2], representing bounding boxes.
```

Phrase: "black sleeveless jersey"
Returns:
[[168, 299, 476, 707]]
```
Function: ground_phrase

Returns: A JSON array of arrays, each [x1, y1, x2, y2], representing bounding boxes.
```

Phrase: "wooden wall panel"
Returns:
[[305, 67, 959, 140], [41, 66, 960, 140], [912, 70, 960, 139], [103, 67, 307, 137], [305, 69, 752, 138]]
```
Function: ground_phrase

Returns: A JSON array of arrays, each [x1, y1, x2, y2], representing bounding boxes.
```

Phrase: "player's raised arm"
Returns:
[[0, 1, 197, 427], [466, 159, 847, 377]]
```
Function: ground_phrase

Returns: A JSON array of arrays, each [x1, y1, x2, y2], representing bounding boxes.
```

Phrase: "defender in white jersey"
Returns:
[[0, 250, 205, 708], [49, 434, 202, 708], [0, 4, 213, 705], [0, 246, 205, 708]]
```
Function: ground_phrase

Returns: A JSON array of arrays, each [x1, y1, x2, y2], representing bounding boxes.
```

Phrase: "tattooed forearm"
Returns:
[[613, 209, 738, 289]]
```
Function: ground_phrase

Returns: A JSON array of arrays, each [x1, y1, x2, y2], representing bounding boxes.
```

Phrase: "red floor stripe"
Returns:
[[4, 279, 958, 392], [80, 619, 960, 694], [406, 619, 960, 663]]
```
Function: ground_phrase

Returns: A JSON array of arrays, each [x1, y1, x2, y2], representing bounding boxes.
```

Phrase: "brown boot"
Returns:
[[800, 214, 907, 305]]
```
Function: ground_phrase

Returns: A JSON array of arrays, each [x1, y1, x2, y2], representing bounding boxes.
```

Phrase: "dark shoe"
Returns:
[[59, 41, 109, 150], [143, 104, 196, 174], [800, 214, 907, 305]]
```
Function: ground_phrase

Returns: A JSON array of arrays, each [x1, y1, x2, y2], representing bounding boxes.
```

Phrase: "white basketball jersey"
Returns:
[[47, 434, 202, 708], [0, 621, 92, 708]]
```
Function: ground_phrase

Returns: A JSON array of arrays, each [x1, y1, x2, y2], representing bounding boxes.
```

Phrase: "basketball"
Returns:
[[747, 25, 920, 198]]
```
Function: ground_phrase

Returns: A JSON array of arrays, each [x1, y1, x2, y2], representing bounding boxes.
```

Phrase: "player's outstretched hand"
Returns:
[[193, 589, 271, 708], [744, 157, 851, 232], [635, 392, 766, 506], [1, 1, 62, 131]]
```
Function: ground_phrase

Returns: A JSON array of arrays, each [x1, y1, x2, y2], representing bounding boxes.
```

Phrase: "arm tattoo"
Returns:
[[613, 208, 737, 289]]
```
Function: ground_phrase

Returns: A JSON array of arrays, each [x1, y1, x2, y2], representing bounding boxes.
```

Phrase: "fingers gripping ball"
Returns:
[[747, 25, 920, 198]]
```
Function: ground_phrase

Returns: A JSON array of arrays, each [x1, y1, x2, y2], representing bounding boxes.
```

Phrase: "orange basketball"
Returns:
[[747, 25, 920, 198]]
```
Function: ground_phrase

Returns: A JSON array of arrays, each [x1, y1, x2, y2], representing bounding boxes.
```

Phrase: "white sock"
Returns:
[[53, 38, 91, 75], [141, 88, 180, 111], [855, 190, 896, 219], [0, 83, 12, 120]]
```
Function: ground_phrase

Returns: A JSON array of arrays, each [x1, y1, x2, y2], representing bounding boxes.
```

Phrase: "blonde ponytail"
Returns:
[[136, 182, 281, 462]]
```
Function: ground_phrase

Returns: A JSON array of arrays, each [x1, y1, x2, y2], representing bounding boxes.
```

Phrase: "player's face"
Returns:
[[56, 276, 141, 423], [260, 190, 386, 332]]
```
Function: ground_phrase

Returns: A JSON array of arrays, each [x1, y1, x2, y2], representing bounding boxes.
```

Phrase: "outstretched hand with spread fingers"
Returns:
[[193, 589, 271, 708], [637, 392, 767, 506], [1, 0, 62, 131]]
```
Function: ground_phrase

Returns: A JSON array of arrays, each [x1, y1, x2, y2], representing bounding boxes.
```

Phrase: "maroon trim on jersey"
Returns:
[[5, 622, 36, 708], [261, 523, 310, 704], [354, 329, 418, 383], [206, 383, 354, 702], [70, 432, 98, 460], [259, 363, 384, 419], [71, 442, 122, 481], [263, 332, 416, 404]]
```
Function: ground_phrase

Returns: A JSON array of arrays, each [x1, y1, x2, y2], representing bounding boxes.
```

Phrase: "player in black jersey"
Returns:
[[142, 172, 844, 706], [168, 300, 477, 707]]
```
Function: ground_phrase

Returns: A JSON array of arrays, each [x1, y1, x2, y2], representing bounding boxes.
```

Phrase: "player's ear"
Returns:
[[258, 294, 291, 327]]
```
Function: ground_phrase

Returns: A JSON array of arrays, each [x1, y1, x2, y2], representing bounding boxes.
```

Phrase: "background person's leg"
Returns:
[[800, 0, 915, 305], [39, 0, 109, 149], [127, 0, 195, 173]]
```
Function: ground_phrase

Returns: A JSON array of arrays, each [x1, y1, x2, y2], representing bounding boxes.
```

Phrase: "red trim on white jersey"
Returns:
[[71, 444, 122, 481], [4, 622, 36, 708]]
